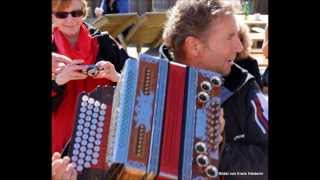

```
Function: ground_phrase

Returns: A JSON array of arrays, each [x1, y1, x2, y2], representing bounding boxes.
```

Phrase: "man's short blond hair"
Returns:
[[162, 0, 234, 60]]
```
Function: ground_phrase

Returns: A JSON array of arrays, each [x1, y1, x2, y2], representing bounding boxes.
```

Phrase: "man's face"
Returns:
[[192, 14, 243, 75]]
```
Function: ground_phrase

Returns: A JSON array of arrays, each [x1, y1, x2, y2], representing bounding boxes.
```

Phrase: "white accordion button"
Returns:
[[100, 104, 107, 110], [91, 159, 98, 165], [98, 122, 104, 127], [71, 155, 78, 162], [94, 101, 100, 107], [76, 166, 83, 172], [84, 162, 91, 168], [81, 101, 87, 107], [97, 127, 103, 133], [88, 98, 94, 104], [81, 95, 89, 102], [83, 128, 89, 134], [92, 113, 98, 118], [74, 143, 80, 149], [79, 113, 85, 118]]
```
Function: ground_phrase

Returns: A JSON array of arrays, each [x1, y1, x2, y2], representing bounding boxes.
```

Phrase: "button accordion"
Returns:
[[67, 54, 230, 179]]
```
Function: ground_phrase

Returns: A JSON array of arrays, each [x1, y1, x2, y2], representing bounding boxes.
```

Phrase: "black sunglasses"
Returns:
[[53, 10, 84, 19]]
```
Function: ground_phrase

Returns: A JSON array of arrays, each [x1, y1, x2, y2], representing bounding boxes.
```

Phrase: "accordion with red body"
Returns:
[[106, 54, 232, 180]]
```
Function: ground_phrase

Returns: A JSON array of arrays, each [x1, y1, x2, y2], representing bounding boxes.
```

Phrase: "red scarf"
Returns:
[[52, 23, 113, 153]]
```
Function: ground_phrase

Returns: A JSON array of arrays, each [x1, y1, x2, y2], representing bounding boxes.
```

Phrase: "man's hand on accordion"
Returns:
[[52, 152, 77, 180], [94, 60, 120, 82], [55, 59, 88, 85]]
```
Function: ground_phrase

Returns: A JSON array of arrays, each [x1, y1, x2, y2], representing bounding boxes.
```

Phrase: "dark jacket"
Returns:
[[160, 45, 268, 180], [235, 56, 262, 88]]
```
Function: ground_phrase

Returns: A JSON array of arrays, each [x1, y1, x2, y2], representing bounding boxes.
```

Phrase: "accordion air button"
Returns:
[[196, 154, 209, 167], [101, 104, 107, 110], [82, 95, 89, 102], [94, 101, 101, 107], [195, 142, 207, 154], [198, 92, 210, 103], [200, 81, 212, 92], [88, 98, 94, 104], [205, 165, 219, 178], [210, 76, 222, 86]]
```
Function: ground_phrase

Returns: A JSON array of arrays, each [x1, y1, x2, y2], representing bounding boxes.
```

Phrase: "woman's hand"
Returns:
[[94, 60, 120, 82], [52, 152, 77, 180], [52, 53, 72, 74], [55, 60, 88, 85]]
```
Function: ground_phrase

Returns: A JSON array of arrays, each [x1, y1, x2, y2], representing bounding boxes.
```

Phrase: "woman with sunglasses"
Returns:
[[52, 0, 129, 154]]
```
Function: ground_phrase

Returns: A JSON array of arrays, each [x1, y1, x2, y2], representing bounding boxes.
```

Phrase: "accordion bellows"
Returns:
[[107, 54, 224, 179]]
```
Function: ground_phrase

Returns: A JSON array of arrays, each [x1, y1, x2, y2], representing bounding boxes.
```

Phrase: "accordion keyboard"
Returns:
[[67, 85, 115, 178]]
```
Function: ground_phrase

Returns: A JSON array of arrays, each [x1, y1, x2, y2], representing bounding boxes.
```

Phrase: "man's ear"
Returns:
[[184, 36, 203, 57]]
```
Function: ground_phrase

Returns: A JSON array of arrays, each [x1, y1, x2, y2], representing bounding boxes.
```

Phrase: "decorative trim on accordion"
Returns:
[[107, 58, 138, 165]]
